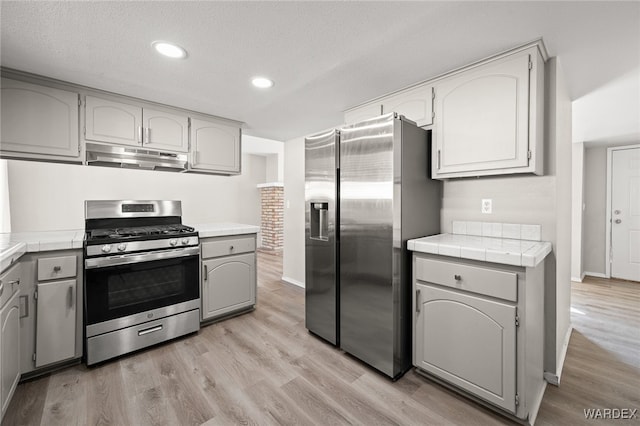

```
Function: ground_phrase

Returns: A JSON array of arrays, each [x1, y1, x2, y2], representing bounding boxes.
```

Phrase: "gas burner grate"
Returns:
[[89, 224, 196, 240]]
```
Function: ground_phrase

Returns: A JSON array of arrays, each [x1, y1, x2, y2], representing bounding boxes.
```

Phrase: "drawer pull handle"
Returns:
[[454, 274, 462, 281], [53, 266, 62, 272], [138, 325, 163, 336], [230, 245, 234, 251]]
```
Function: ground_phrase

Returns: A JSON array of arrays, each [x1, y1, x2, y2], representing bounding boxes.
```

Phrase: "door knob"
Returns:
[[615, 219, 622, 224]]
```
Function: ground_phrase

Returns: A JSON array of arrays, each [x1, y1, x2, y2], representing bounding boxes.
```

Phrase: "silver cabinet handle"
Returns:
[[203, 264, 208, 281], [138, 324, 163, 336], [614, 210, 621, 215], [230, 245, 234, 251], [19, 295, 29, 318], [68, 285, 74, 309], [615, 219, 622, 224], [53, 265, 61, 272], [415, 289, 421, 313], [0, 280, 4, 297], [454, 274, 462, 281], [137, 126, 143, 144], [437, 149, 441, 170], [145, 127, 151, 144]]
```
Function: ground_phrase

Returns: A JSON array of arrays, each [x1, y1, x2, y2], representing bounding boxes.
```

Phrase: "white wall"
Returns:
[[0, 160, 11, 232], [6, 154, 266, 231], [571, 143, 585, 281], [244, 135, 284, 182], [282, 135, 305, 286], [573, 70, 640, 145]]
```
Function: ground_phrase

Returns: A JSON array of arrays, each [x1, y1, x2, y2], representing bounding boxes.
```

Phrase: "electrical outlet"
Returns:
[[481, 199, 492, 214]]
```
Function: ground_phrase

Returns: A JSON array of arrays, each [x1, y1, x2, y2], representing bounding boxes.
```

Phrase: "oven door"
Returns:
[[84, 246, 200, 326]]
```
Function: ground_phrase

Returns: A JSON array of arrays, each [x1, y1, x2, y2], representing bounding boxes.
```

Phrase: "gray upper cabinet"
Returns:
[[143, 108, 189, 152], [190, 118, 241, 174], [382, 85, 433, 127], [0, 78, 80, 160], [85, 96, 142, 147], [85, 96, 189, 152], [344, 84, 434, 127], [432, 45, 545, 179]]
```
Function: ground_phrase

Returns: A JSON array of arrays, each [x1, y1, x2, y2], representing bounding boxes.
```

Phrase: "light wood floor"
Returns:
[[4, 256, 639, 425]]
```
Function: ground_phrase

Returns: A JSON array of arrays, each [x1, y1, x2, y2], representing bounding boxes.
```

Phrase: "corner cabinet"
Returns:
[[0, 262, 21, 421], [0, 78, 80, 161], [190, 118, 241, 174], [85, 96, 189, 153], [200, 235, 256, 322], [412, 254, 546, 423], [432, 45, 545, 179]]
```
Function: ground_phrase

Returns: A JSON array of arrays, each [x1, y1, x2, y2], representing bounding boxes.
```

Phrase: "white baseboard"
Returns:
[[281, 276, 304, 288], [571, 276, 583, 283], [544, 324, 573, 386], [584, 271, 608, 279]]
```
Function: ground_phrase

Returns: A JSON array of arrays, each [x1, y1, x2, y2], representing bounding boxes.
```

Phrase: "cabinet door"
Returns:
[[143, 108, 189, 152], [1, 292, 20, 418], [0, 78, 80, 158], [382, 85, 433, 127], [202, 253, 255, 320], [344, 103, 381, 125], [190, 118, 241, 173], [433, 53, 530, 177], [85, 96, 142, 147], [35, 280, 76, 367], [415, 283, 516, 413]]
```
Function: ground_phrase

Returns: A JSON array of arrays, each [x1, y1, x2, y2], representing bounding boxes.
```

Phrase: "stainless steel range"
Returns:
[[83, 200, 200, 365]]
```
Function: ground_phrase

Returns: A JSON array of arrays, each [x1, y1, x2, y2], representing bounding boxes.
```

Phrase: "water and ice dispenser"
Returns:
[[310, 202, 329, 241]]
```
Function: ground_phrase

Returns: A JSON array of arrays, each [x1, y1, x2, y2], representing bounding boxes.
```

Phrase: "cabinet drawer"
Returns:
[[202, 236, 255, 259], [415, 257, 517, 302], [37, 256, 77, 281], [0, 262, 21, 309]]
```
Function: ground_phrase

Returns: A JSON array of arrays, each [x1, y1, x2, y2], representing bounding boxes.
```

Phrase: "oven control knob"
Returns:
[[182, 238, 190, 245], [170, 239, 178, 247], [101, 244, 112, 253], [117, 243, 127, 252]]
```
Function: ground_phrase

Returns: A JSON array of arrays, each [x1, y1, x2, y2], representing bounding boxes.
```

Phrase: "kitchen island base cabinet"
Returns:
[[412, 253, 546, 424], [200, 235, 257, 322]]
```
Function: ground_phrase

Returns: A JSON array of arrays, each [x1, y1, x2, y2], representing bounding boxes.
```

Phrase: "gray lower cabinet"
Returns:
[[412, 254, 546, 423], [19, 250, 83, 377], [0, 262, 21, 421], [0, 78, 80, 161], [201, 235, 256, 322]]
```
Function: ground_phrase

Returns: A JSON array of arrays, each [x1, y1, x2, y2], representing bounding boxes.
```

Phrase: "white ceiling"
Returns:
[[1, 1, 638, 141]]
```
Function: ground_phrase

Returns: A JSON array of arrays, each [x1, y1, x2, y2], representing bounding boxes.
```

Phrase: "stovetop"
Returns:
[[86, 224, 198, 245]]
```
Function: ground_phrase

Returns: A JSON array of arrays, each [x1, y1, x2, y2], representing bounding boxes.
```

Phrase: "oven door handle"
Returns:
[[85, 246, 200, 269]]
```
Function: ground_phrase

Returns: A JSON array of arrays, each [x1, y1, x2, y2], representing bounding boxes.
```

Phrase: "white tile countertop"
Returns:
[[0, 230, 84, 273], [191, 223, 260, 238], [407, 233, 552, 267]]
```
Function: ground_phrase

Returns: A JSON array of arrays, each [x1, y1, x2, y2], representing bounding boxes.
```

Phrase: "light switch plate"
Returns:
[[481, 199, 492, 214]]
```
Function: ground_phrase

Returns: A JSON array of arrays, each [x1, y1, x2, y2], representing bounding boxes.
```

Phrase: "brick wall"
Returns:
[[259, 183, 284, 251]]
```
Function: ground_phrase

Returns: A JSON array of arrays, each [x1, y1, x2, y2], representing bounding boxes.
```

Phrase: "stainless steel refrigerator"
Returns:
[[305, 113, 441, 379]]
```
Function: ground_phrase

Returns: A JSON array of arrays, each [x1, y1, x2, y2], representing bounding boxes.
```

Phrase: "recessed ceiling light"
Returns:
[[252, 77, 274, 89], [152, 41, 187, 59]]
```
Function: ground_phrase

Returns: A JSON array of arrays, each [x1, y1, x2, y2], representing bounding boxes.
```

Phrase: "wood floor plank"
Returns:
[[4, 253, 639, 426]]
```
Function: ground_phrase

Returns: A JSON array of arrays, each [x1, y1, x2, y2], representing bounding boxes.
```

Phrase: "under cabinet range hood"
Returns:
[[85, 143, 188, 172]]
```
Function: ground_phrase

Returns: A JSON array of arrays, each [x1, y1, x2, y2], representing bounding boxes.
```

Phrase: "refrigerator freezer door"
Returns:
[[305, 129, 339, 344], [339, 113, 398, 377]]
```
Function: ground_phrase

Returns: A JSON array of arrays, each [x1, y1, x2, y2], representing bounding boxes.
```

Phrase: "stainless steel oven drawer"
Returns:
[[86, 308, 200, 365], [38, 255, 77, 281], [201, 235, 255, 259]]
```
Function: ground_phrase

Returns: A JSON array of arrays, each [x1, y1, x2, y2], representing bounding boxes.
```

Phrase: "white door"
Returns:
[[611, 147, 640, 281]]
